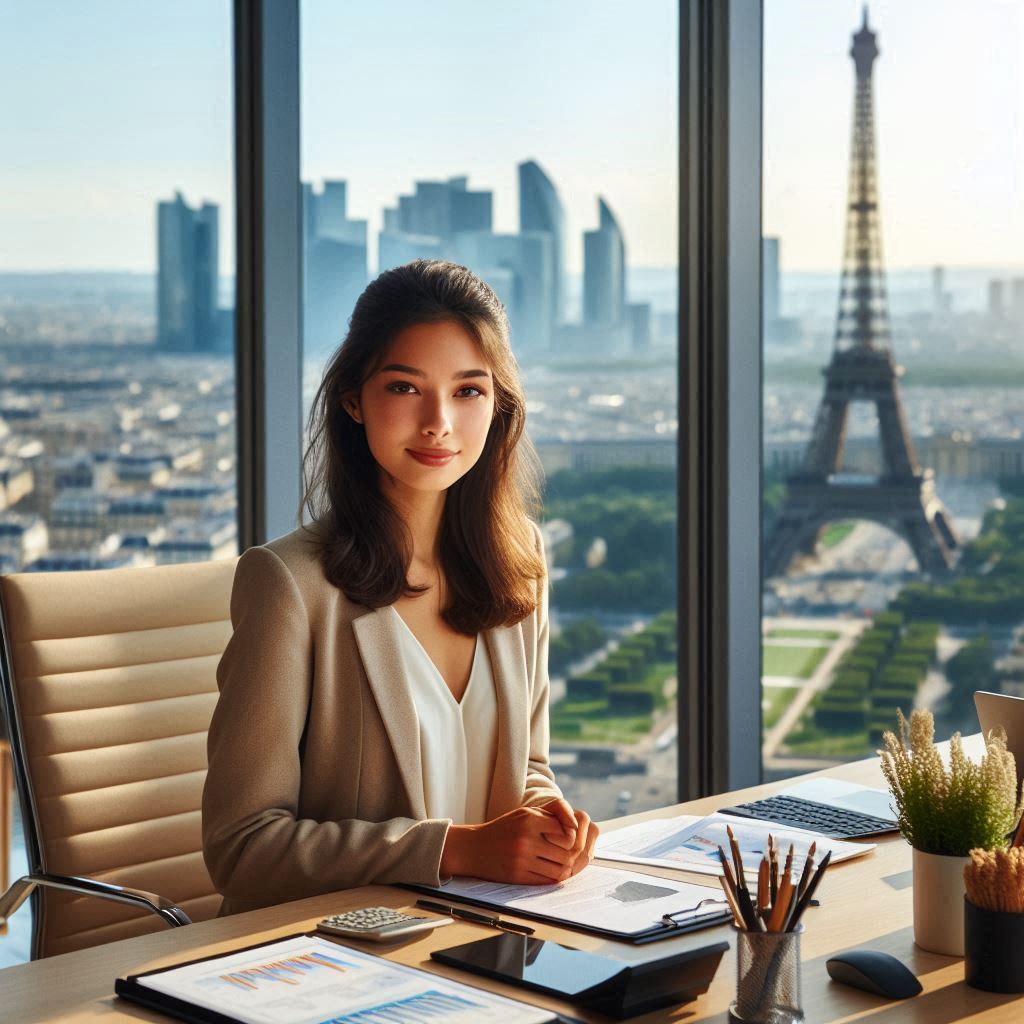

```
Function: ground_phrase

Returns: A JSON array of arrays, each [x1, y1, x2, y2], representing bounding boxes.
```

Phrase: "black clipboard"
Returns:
[[114, 931, 588, 1024], [403, 883, 734, 944]]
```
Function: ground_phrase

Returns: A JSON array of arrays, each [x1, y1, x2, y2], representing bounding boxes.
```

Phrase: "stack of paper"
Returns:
[[595, 812, 873, 880]]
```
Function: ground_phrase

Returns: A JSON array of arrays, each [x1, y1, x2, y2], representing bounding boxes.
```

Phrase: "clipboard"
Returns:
[[403, 881, 734, 944], [114, 931, 588, 1024]]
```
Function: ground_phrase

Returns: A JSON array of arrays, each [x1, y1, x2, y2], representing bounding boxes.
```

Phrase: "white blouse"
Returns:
[[390, 607, 497, 824]]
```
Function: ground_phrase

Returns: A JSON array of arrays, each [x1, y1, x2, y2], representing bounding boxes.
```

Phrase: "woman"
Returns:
[[203, 260, 598, 914]]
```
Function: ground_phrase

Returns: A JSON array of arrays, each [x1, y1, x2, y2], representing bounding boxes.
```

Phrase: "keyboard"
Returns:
[[718, 794, 899, 839]]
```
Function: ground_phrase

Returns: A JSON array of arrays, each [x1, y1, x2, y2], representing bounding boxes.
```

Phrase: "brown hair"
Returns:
[[301, 259, 545, 634]]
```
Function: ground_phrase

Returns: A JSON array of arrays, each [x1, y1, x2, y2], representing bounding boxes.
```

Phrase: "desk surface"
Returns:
[[4, 748, 1022, 1023]]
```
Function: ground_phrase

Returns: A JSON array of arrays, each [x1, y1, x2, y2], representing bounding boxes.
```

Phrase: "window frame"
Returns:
[[233, 0, 764, 797], [234, 0, 304, 548]]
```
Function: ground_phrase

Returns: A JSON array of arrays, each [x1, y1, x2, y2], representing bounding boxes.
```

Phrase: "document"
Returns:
[[595, 813, 873, 879], [437, 864, 728, 935], [134, 935, 554, 1024]]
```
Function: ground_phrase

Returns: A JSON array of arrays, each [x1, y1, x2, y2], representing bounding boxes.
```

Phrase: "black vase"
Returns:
[[964, 896, 1024, 993]]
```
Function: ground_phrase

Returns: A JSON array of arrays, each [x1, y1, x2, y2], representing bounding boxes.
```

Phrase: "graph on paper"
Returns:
[[199, 948, 356, 993], [135, 936, 553, 1024]]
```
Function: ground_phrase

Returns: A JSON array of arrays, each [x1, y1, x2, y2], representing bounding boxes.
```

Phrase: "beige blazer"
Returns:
[[202, 523, 561, 915]]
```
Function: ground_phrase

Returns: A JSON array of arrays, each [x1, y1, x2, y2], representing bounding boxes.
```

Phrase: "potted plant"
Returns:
[[880, 708, 1023, 956]]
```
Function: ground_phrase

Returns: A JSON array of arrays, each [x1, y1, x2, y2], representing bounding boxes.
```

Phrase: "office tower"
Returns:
[[303, 181, 368, 356], [931, 265, 951, 318], [394, 177, 492, 240], [583, 197, 626, 327], [765, 9, 958, 578], [763, 237, 781, 325], [1011, 277, 1024, 325], [453, 231, 554, 352], [157, 193, 219, 353], [519, 159, 566, 324], [988, 279, 1005, 321], [626, 302, 652, 353], [378, 229, 443, 272], [379, 177, 492, 275]]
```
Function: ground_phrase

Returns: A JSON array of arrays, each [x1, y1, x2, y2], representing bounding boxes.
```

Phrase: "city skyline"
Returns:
[[3, 2, 1020, 274]]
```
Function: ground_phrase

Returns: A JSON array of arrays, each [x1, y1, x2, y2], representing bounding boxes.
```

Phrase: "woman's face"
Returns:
[[346, 320, 496, 498]]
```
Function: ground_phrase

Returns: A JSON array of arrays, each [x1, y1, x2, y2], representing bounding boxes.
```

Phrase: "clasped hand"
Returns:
[[441, 797, 599, 885]]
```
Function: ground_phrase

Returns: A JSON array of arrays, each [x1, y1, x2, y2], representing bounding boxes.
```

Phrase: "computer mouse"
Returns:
[[826, 949, 922, 999]]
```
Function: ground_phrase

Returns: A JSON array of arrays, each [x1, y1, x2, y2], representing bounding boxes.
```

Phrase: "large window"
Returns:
[[762, 1, 1023, 780], [0, 1, 237, 574], [301, 0, 679, 818]]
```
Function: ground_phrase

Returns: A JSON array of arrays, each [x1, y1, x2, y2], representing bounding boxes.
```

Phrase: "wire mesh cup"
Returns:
[[728, 925, 805, 1024]]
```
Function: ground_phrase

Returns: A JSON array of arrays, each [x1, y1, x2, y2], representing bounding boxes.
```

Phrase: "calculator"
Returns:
[[316, 906, 454, 942]]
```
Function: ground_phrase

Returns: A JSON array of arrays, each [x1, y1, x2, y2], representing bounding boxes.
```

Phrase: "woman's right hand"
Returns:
[[440, 806, 577, 885]]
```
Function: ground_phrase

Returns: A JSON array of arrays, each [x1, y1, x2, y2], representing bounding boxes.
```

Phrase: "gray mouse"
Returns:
[[825, 949, 922, 999]]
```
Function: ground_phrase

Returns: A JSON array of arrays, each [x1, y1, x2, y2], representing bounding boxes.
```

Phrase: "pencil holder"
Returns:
[[964, 897, 1024, 993], [729, 925, 804, 1024]]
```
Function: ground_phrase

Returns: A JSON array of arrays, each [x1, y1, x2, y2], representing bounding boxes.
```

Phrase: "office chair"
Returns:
[[0, 557, 236, 958]]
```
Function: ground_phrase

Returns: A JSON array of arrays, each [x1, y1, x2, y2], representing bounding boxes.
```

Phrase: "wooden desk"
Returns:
[[4, 751, 1022, 1023]]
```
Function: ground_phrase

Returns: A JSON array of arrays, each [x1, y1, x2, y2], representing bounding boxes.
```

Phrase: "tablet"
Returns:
[[431, 932, 727, 1019]]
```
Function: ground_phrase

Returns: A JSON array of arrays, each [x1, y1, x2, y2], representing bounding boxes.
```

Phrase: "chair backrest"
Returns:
[[0, 557, 236, 958]]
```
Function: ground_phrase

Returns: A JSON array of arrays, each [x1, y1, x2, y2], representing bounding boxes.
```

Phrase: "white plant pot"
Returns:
[[913, 847, 970, 956]]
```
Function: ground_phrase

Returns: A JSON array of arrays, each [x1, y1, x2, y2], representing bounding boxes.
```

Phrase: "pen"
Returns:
[[414, 899, 535, 936]]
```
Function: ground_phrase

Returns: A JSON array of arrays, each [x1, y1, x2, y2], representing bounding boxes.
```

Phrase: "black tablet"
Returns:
[[431, 932, 728, 1019]]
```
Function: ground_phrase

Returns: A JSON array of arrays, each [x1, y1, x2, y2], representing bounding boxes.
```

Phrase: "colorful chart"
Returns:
[[317, 989, 486, 1024], [199, 950, 356, 992]]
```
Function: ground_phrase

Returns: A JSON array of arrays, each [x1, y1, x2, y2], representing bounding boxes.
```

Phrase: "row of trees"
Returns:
[[550, 612, 677, 739], [893, 495, 1024, 624], [813, 612, 940, 743], [549, 618, 607, 676], [545, 467, 676, 613]]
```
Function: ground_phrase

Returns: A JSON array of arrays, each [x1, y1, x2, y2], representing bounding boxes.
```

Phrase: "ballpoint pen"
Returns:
[[414, 899, 535, 936]]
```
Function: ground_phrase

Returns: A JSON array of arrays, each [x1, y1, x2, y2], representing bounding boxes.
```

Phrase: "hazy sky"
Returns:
[[1, 1, 1020, 274]]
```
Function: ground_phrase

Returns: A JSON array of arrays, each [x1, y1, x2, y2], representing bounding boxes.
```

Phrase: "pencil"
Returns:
[[758, 854, 770, 917], [718, 844, 739, 895], [717, 873, 745, 928], [769, 836, 779, 907], [718, 847, 756, 930], [782, 843, 794, 881], [767, 867, 793, 932], [726, 824, 745, 883], [796, 842, 817, 899], [788, 849, 832, 930], [737, 883, 764, 932]]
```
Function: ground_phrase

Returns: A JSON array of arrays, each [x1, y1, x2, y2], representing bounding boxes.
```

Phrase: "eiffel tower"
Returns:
[[765, 8, 959, 579]]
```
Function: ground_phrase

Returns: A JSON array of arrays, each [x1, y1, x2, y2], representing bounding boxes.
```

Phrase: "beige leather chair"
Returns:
[[0, 557, 236, 958]]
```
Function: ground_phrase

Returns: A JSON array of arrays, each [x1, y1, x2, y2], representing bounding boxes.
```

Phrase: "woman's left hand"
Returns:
[[540, 798, 599, 874], [566, 808, 599, 874]]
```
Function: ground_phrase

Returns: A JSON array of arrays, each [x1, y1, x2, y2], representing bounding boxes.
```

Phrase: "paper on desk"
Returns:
[[438, 863, 727, 934], [595, 813, 873, 879], [136, 935, 554, 1024]]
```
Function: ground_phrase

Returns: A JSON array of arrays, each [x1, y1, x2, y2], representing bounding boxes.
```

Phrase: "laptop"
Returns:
[[975, 690, 1024, 789]]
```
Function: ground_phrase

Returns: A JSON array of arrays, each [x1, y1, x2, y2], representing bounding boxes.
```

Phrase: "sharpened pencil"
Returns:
[[718, 844, 739, 894], [767, 866, 793, 932], [788, 849, 832, 930], [726, 824, 745, 884], [796, 842, 817, 899], [717, 873, 745, 928], [758, 854, 771, 917]]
